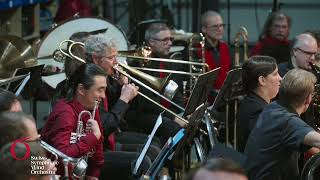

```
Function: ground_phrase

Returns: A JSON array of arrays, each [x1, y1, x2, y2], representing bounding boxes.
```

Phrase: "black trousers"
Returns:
[[100, 132, 161, 179], [101, 151, 151, 180]]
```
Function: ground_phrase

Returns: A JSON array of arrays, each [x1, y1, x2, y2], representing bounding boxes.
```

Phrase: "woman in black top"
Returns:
[[237, 55, 282, 152]]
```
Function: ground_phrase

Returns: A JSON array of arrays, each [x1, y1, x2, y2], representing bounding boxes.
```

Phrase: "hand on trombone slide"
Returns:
[[119, 83, 139, 103]]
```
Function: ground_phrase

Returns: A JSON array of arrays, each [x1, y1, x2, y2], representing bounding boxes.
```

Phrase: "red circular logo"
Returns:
[[10, 137, 31, 160]]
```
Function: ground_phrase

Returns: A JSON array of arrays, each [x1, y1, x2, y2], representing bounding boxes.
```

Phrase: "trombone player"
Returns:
[[124, 22, 183, 143], [83, 33, 181, 145]]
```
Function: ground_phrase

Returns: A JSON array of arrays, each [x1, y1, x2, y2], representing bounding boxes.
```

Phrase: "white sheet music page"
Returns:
[[133, 113, 163, 174]]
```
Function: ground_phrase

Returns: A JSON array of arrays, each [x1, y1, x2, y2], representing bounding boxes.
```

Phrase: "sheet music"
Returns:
[[133, 113, 163, 175], [41, 73, 66, 89]]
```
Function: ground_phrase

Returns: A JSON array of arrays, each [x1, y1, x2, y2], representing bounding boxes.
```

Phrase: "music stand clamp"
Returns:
[[212, 68, 244, 149]]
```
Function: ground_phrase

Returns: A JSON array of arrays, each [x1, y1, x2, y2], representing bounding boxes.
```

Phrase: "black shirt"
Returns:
[[237, 92, 268, 152], [244, 101, 313, 180]]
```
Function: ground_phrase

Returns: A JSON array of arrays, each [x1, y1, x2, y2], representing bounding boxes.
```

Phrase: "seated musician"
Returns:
[[83, 33, 181, 145], [250, 11, 292, 64], [236, 56, 281, 152], [123, 22, 183, 143], [199, 11, 231, 104], [244, 69, 320, 180], [42, 63, 156, 179], [41, 63, 105, 179]]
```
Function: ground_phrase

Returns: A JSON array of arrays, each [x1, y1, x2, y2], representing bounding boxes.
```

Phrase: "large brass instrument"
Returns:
[[233, 26, 248, 67], [0, 35, 37, 78]]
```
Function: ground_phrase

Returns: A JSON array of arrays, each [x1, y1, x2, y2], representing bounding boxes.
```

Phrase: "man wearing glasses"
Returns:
[[124, 22, 182, 141], [278, 33, 318, 77], [200, 11, 231, 104]]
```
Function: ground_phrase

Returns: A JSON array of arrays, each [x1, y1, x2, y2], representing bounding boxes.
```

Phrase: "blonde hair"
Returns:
[[279, 69, 316, 108]]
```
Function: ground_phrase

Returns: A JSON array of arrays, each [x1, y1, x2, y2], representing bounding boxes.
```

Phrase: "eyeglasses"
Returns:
[[151, 37, 174, 44], [101, 55, 117, 62], [296, 47, 317, 59], [207, 23, 225, 31]]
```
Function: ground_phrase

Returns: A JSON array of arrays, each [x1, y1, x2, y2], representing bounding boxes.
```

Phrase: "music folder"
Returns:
[[183, 67, 219, 118]]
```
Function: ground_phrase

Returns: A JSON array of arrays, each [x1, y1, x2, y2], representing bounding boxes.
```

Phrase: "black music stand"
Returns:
[[8, 65, 44, 118], [212, 68, 244, 149], [183, 67, 220, 118], [0, 74, 29, 87], [175, 103, 208, 169], [142, 129, 185, 180]]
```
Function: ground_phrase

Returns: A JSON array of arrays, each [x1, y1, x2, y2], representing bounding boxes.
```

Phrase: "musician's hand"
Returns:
[[120, 83, 139, 103], [118, 74, 129, 85], [86, 119, 101, 140], [86, 176, 99, 180]]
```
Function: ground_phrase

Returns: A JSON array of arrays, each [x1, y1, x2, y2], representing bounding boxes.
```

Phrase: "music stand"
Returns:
[[183, 67, 220, 118], [0, 74, 28, 86], [175, 103, 208, 169], [7, 65, 44, 118], [142, 129, 185, 180], [212, 68, 244, 149]]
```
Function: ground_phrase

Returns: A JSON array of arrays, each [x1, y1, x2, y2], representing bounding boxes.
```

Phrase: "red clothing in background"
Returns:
[[203, 41, 231, 90], [41, 99, 104, 178], [250, 35, 291, 64], [55, 0, 92, 23]]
